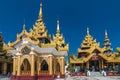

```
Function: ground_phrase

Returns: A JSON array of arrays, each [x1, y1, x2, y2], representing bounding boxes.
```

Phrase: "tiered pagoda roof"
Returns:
[[103, 30, 112, 54], [29, 3, 50, 40], [78, 27, 100, 53], [70, 27, 120, 64], [6, 3, 68, 56], [53, 20, 69, 51]]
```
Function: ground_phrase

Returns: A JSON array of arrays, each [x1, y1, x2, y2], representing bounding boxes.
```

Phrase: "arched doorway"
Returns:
[[21, 59, 31, 71], [21, 59, 31, 75], [41, 60, 48, 71], [40, 60, 49, 75], [56, 62, 60, 74], [56, 62, 60, 72]]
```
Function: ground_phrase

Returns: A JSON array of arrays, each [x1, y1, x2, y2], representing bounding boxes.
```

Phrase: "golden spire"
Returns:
[[38, 3, 43, 19], [87, 27, 89, 35], [57, 20, 60, 33]]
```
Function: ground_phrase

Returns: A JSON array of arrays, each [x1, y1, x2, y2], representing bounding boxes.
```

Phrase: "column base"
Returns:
[[37, 74, 53, 80], [11, 74, 54, 80], [54, 74, 65, 78], [10, 75, 36, 80]]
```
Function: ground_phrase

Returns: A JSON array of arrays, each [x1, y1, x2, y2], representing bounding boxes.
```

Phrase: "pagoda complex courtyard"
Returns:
[[0, 3, 120, 80]]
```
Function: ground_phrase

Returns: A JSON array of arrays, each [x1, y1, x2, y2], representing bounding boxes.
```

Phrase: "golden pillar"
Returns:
[[38, 61, 40, 75], [38, 58, 40, 74], [107, 63, 108, 68], [49, 55, 53, 75], [3, 62, 7, 75], [17, 55, 21, 76], [38, 63, 40, 74], [101, 60, 103, 69], [13, 57, 17, 75], [86, 61, 89, 69], [82, 63, 83, 69], [61, 57, 65, 74], [113, 63, 115, 69], [31, 54, 35, 76], [54, 59, 56, 74], [74, 64, 75, 68], [99, 60, 101, 69]]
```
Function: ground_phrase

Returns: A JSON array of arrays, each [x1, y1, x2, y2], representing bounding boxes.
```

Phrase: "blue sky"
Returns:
[[0, 0, 120, 53]]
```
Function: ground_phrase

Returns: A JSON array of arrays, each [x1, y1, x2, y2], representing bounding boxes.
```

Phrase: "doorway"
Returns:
[[0, 63, 2, 74], [90, 60, 99, 71]]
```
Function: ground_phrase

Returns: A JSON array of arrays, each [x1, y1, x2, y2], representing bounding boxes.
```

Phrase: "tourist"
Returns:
[[87, 70, 90, 76], [7, 72, 11, 78]]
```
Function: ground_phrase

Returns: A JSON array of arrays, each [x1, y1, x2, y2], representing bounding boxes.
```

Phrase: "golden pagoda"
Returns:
[[0, 2, 120, 78], [70, 28, 120, 73], [6, 3, 68, 80], [53, 20, 69, 51]]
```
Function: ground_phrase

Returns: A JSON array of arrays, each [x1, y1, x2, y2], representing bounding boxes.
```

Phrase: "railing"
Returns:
[[55, 71, 61, 75], [21, 71, 31, 75], [39, 70, 49, 75]]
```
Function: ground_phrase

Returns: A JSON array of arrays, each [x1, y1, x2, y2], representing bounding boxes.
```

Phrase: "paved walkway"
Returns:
[[65, 76, 120, 80], [90, 72, 103, 77], [1, 78, 9, 80], [0, 75, 9, 80], [65, 72, 120, 80]]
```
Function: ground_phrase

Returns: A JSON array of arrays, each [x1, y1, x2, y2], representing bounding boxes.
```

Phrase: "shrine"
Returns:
[[70, 28, 120, 76], [5, 3, 68, 80]]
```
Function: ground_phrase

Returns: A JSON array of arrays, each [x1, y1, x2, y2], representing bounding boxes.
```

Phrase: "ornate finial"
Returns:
[[57, 20, 60, 31], [39, 3, 43, 19], [105, 29, 108, 39], [87, 27, 89, 35], [23, 24, 26, 30], [22, 19, 26, 30], [105, 29, 108, 36], [56, 20, 60, 33]]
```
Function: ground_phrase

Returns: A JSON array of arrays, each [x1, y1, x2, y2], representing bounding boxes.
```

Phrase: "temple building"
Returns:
[[0, 2, 120, 79], [70, 28, 120, 72], [6, 3, 68, 80], [0, 33, 12, 75]]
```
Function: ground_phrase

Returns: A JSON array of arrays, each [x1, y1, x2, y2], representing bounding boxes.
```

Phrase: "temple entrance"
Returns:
[[21, 59, 31, 70], [90, 60, 99, 71], [89, 49, 100, 71], [41, 60, 48, 71], [56, 63, 60, 72], [40, 60, 49, 75], [21, 59, 31, 75]]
